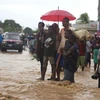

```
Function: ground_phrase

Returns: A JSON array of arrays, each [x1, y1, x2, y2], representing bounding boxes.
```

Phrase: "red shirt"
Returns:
[[78, 41, 86, 56]]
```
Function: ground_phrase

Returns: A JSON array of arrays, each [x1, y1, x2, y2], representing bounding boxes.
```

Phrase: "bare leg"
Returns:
[[94, 63, 97, 71], [82, 66, 84, 71], [56, 66, 60, 81], [41, 67, 47, 80], [51, 64, 56, 80]]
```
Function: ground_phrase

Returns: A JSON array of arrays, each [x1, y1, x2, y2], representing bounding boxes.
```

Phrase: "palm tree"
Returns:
[[76, 13, 90, 24], [0, 21, 3, 28]]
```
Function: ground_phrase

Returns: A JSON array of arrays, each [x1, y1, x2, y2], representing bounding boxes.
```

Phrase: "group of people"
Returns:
[[34, 17, 100, 83], [35, 17, 79, 83]]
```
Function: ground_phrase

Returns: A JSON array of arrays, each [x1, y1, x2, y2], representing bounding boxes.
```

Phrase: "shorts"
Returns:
[[43, 56, 55, 68], [77, 56, 85, 68], [55, 53, 64, 67]]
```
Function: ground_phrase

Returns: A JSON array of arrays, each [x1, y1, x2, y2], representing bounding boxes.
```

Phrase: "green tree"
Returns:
[[0, 21, 3, 28], [15, 23, 22, 32], [3, 19, 22, 32], [23, 27, 33, 35], [76, 13, 90, 24]]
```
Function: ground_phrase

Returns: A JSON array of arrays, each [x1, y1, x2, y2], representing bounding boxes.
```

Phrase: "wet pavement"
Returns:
[[0, 49, 100, 100]]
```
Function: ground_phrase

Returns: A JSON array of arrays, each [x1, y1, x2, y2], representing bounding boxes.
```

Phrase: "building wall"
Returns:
[[72, 21, 97, 31]]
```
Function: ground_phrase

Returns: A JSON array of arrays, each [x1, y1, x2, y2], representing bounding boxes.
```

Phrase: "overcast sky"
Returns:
[[0, 0, 98, 29]]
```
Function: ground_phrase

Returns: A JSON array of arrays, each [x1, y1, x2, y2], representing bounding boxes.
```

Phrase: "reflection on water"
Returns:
[[0, 50, 100, 100]]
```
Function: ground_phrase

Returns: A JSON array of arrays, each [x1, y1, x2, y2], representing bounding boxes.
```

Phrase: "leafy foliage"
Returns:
[[3, 19, 22, 32], [0, 19, 37, 35], [76, 13, 90, 24], [23, 27, 33, 35], [0, 21, 3, 28]]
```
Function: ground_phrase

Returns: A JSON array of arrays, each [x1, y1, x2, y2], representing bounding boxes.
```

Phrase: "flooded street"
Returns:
[[0, 49, 100, 100]]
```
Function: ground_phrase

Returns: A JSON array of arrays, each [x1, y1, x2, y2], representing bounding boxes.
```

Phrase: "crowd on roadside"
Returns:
[[33, 17, 100, 83], [18, 33, 36, 52]]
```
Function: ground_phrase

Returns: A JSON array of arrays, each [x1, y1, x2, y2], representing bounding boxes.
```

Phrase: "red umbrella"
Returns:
[[40, 9, 76, 21], [40, 9, 76, 67]]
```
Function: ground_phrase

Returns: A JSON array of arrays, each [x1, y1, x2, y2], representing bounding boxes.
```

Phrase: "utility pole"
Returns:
[[98, 0, 100, 88], [97, 0, 100, 31]]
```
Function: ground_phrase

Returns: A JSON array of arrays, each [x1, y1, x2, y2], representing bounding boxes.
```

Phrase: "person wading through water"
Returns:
[[35, 22, 46, 80]]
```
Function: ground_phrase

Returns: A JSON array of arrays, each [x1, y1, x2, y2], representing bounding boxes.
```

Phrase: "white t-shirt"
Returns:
[[86, 40, 92, 52]]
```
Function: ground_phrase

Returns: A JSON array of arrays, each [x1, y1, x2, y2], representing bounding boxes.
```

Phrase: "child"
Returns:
[[77, 39, 86, 71]]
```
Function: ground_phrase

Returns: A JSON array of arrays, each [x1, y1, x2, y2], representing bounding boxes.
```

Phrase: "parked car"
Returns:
[[1, 32, 23, 52]]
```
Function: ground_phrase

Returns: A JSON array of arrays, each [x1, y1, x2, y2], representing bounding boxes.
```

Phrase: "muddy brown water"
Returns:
[[0, 49, 100, 100]]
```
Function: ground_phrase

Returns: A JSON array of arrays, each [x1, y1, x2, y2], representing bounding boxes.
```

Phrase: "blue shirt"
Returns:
[[64, 40, 79, 72], [0, 34, 3, 43]]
